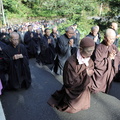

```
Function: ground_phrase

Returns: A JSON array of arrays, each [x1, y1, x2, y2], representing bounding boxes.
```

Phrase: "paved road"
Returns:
[[0, 58, 120, 120]]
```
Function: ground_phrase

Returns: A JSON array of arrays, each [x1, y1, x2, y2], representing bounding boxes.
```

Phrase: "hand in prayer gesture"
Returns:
[[38, 35, 40, 38], [3, 35, 6, 38], [31, 33, 33, 38], [13, 54, 23, 60], [86, 68, 94, 76], [53, 34, 57, 39], [48, 39, 51, 44], [94, 34, 98, 43], [108, 50, 116, 60], [69, 39, 74, 47]]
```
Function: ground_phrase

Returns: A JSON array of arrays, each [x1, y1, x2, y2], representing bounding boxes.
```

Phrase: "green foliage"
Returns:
[[2, 0, 119, 38]]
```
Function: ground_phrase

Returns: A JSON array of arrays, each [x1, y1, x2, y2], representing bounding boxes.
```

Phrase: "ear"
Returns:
[[79, 47, 83, 52]]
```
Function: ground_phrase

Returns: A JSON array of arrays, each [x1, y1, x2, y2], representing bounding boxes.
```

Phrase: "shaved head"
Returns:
[[10, 32, 19, 38], [104, 28, 116, 46], [111, 22, 118, 30], [10, 32, 20, 47], [105, 28, 116, 38]]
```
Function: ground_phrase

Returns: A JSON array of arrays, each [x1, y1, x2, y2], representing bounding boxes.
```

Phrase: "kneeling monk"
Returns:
[[48, 37, 95, 113]]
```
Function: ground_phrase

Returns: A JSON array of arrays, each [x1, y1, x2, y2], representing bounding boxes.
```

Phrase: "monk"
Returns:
[[91, 28, 120, 93], [54, 26, 76, 75], [48, 37, 95, 113], [3, 32, 32, 90]]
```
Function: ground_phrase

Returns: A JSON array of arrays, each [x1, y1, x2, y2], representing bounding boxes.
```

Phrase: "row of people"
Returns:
[[0, 21, 120, 114], [48, 27, 120, 113]]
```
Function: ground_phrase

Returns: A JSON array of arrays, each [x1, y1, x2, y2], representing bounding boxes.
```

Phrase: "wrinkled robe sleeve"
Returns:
[[63, 61, 92, 100]]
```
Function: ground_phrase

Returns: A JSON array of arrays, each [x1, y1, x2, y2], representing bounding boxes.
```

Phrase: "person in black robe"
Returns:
[[0, 28, 10, 45], [3, 32, 31, 90], [24, 25, 38, 58], [86, 26, 101, 45], [50, 26, 60, 44], [0, 41, 7, 91], [72, 24, 81, 48], [54, 26, 76, 75], [86, 26, 101, 61], [37, 28, 56, 65]]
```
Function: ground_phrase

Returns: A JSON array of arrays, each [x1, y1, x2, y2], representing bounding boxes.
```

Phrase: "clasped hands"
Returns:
[[108, 50, 116, 60], [13, 54, 23, 60]]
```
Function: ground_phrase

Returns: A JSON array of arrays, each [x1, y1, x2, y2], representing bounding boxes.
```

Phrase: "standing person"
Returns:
[[48, 37, 95, 113], [0, 28, 10, 45], [50, 26, 60, 44], [37, 28, 56, 65], [3, 32, 31, 90], [91, 29, 120, 93], [24, 25, 38, 58], [86, 26, 101, 61], [35, 28, 43, 53], [17, 27, 25, 44], [72, 23, 81, 48], [86, 26, 101, 45], [110, 22, 120, 47], [54, 26, 75, 75]]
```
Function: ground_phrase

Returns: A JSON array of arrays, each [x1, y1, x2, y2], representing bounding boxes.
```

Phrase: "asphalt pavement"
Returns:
[[0, 58, 120, 120]]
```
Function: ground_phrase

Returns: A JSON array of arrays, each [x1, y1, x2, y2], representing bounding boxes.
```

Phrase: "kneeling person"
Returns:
[[48, 37, 95, 113]]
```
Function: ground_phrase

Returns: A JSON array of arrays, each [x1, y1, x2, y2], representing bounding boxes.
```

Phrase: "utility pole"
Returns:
[[0, 0, 6, 26], [99, 3, 103, 16]]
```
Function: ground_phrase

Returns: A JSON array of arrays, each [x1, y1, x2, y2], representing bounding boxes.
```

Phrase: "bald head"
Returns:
[[104, 28, 116, 46], [111, 22, 118, 30], [105, 28, 116, 38], [10, 32, 19, 38], [10, 32, 20, 47]]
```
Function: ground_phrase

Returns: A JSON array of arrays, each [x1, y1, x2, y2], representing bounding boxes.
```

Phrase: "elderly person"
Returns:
[[91, 28, 120, 93], [3, 32, 31, 90], [110, 22, 120, 47], [54, 26, 76, 75], [86, 25, 101, 45]]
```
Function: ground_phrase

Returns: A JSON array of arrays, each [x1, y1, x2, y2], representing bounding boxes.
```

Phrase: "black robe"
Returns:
[[0, 32, 10, 45], [0, 41, 7, 89], [38, 35, 56, 64], [3, 43, 32, 90], [24, 31, 38, 58], [54, 34, 76, 75], [50, 31, 60, 45], [74, 29, 80, 48]]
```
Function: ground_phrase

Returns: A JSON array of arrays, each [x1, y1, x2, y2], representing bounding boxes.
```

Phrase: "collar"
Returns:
[[77, 49, 90, 66]]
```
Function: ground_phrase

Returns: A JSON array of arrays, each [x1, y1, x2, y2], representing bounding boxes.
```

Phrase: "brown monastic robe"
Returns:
[[48, 53, 94, 113], [91, 41, 120, 93]]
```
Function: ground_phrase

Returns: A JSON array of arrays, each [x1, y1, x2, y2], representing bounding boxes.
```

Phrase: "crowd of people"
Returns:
[[0, 20, 120, 114]]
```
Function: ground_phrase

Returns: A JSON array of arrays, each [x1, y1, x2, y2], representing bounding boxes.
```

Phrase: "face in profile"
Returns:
[[80, 46, 95, 58], [10, 34, 19, 47], [104, 34, 116, 46]]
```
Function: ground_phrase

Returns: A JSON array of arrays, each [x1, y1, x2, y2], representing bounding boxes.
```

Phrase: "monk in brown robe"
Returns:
[[91, 28, 120, 93], [48, 37, 95, 113]]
